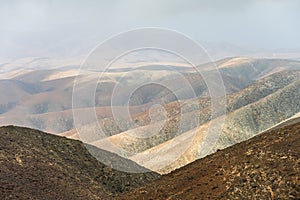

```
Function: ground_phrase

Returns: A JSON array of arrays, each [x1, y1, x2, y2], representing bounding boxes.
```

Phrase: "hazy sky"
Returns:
[[0, 0, 300, 58]]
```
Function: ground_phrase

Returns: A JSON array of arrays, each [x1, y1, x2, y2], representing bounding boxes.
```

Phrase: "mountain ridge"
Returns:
[[0, 125, 159, 200], [117, 117, 300, 199]]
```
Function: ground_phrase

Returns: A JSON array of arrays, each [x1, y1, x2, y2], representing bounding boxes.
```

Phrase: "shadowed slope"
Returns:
[[0, 126, 159, 200]]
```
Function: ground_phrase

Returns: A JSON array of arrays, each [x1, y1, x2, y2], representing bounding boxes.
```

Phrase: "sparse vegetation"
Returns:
[[118, 118, 300, 199], [0, 126, 159, 199]]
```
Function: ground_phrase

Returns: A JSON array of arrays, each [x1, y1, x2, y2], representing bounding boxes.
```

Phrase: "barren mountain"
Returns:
[[1, 57, 299, 135], [0, 126, 159, 200], [1, 57, 300, 175], [1, 56, 300, 199], [90, 70, 300, 173], [118, 117, 300, 200]]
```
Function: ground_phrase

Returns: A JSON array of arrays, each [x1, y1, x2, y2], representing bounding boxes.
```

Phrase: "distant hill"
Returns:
[[90, 70, 300, 173], [0, 126, 159, 200], [118, 117, 300, 199], [1, 57, 300, 174]]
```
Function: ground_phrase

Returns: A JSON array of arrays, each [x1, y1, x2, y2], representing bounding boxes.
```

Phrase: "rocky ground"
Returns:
[[118, 118, 300, 199], [0, 118, 299, 199], [0, 126, 159, 200]]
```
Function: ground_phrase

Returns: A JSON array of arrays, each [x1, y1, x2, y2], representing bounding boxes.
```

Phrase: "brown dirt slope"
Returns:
[[0, 126, 159, 200], [118, 118, 300, 200]]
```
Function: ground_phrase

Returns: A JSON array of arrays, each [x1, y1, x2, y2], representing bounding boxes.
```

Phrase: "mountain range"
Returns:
[[0, 57, 300, 175], [1, 115, 299, 199]]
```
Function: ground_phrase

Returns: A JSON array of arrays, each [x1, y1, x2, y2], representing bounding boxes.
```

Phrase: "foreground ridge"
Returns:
[[118, 118, 300, 200], [0, 126, 159, 200]]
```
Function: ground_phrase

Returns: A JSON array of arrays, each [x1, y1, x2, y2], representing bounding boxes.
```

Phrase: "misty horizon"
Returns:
[[0, 0, 300, 59]]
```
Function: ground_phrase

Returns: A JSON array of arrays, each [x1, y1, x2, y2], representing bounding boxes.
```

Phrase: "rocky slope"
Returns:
[[1, 57, 300, 175], [90, 70, 300, 173], [0, 126, 159, 200], [118, 117, 300, 200]]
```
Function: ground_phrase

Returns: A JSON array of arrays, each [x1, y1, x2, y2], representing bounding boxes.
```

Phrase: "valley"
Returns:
[[0, 57, 300, 174]]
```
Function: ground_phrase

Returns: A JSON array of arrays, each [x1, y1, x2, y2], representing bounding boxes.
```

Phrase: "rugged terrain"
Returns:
[[87, 69, 300, 173], [1, 117, 298, 199], [0, 126, 159, 200], [118, 117, 300, 200], [1, 57, 300, 174], [1, 57, 299, 134]]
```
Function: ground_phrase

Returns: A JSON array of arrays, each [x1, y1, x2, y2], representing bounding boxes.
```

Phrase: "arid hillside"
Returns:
[[1, 57, 300, 174], [0, 126, 159, 200], [118, 117, 300, 200], [1, 57, 299, 134]]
